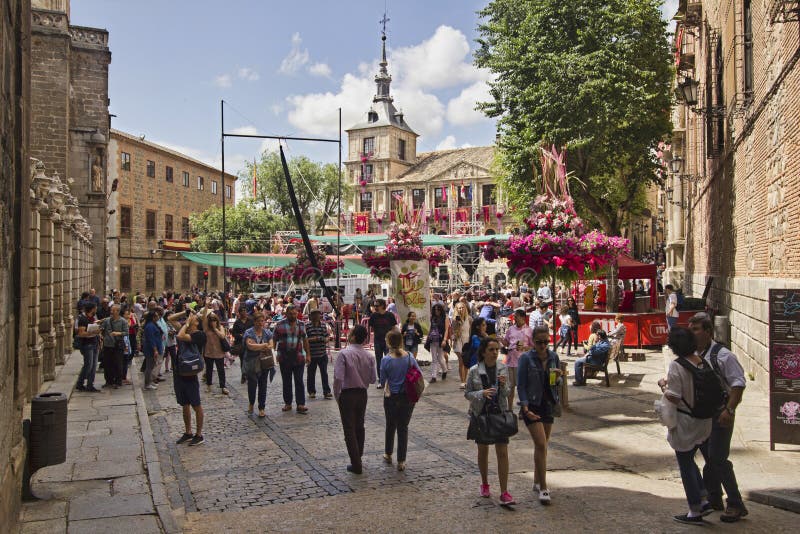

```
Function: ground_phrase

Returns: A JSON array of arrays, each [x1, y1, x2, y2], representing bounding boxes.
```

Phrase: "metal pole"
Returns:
[[221, 100, 228, 294], [335, 108, 342, 349]]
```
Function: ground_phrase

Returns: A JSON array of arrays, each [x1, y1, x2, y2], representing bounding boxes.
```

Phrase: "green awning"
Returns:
[[180, 252, 371, 275], [288, 233, 510, 247]]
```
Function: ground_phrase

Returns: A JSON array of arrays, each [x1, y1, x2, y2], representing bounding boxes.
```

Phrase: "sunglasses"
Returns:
[[534, 339, 549, 345]]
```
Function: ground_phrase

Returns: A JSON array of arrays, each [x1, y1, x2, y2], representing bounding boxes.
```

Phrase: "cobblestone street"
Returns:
[[137, 350, 799, 533]]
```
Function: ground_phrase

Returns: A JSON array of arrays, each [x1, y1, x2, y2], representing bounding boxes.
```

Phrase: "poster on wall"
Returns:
[[768, 289, 800, 449], [391, 259, 431, 334]]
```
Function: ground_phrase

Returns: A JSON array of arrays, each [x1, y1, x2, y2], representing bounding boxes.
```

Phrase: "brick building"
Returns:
[[106, 129, 236, 296], [667, 0, 800, 388], [29, 0, 110, 289]]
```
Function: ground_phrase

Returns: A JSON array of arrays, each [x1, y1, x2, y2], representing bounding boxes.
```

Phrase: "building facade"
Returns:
[[668, 0, 800, 388], [29, 0, 110, 290], [106, 130, 236, 296]]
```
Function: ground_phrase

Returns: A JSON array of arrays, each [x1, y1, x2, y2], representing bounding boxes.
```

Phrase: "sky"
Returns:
[[70, 0, 679, 197]]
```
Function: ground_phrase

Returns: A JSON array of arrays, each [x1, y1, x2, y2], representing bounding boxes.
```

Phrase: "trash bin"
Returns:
[[28, 392, 68, 472], [714, 315, 730, 347]]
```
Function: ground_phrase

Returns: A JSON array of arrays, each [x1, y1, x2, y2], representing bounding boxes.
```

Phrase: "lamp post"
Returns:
[[678, 77, 700, 107]]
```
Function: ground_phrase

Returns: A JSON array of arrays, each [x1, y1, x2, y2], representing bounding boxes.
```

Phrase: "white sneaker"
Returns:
[[144, 385, 157, 390], [539, 489, 551, 504]]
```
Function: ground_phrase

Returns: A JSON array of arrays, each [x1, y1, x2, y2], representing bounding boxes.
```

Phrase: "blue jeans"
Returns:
[[307, 358, 330, 395], [667, 316, 678, 331], [77, 345, 99, 388], [574, 356, 603, 384], [703, 418, 743, 506], [247, 369, 269, 410], [675, 442, 710, 512], [280, 362, 306, 406]]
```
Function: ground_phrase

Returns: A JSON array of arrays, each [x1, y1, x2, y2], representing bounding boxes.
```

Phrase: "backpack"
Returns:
[[675, 358, 728, 419], [177, 340, 205, 376]]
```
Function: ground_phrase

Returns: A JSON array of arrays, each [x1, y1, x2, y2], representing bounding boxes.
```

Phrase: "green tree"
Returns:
[[240, 152, 350, 233], [475, 0, 673, 234], [189, 203, 287, 253]]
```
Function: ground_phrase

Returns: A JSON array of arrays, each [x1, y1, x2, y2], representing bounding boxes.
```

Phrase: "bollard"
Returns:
[[560, 361, 569, 408], [24, 392, 68, 500]]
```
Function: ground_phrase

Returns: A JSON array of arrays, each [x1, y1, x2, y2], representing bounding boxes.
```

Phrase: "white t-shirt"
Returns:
[[558, 313, 572, 328], [537, 286, 552, 301], [665, 359, 712, 451], [666, 293, 679, 317]]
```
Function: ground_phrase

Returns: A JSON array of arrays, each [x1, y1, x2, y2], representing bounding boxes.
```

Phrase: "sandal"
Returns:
[[281, 405, 292, 412]]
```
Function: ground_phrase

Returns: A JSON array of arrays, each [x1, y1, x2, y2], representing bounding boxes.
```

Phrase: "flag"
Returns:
[[459, 182, 465, 200], [252, 158, 257, 198]]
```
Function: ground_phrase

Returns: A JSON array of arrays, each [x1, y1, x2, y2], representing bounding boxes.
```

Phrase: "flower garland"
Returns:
[[225, 246, 344, 285], [482, 146, 628, 283]]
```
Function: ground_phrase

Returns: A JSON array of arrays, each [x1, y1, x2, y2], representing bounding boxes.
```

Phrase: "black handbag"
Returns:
[[473, 373, 518, 440]]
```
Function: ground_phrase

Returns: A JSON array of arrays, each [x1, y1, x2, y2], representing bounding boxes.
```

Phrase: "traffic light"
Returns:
[[203, 270, 209, 280]]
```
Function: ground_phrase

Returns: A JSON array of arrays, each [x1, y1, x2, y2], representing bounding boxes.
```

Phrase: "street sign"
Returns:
[[768, 289, 800, 449]]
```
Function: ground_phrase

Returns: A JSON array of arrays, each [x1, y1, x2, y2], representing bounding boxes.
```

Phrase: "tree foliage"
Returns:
[[190, 203, 287, 253], [475, 0, 673, 234], [240, 152, 350, 233]]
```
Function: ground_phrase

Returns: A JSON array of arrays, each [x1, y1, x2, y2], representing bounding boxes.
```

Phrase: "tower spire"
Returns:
[[374, 13, 393, 103]]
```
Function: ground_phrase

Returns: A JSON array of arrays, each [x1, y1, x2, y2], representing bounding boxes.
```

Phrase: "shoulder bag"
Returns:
[[474, 372, 518, 439], [404, 355, 426, 403]]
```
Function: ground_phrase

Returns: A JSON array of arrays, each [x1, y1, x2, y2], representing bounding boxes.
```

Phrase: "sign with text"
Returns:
[[391, 260, 431, 334], [768, 289, 800, 449]]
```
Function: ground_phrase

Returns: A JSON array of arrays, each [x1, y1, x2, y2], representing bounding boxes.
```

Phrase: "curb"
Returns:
[[132, 361, 181, 534], [747, 490, 800, 515]]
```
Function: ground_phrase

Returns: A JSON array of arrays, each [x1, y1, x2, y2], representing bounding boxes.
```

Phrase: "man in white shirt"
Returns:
[[664, 284, 679, 330], [688, 312, 748, 522], [537, 282, 552, 304]]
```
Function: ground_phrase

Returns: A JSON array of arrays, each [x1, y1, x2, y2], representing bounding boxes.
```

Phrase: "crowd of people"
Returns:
[[70, 283, 749, 522]]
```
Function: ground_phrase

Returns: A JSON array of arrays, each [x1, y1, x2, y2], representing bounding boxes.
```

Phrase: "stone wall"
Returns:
[[0, 0, 31, 531], [671, 1, 800, 390]]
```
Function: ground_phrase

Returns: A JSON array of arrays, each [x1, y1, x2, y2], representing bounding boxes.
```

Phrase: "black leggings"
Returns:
[[204, 357, 226, 388]]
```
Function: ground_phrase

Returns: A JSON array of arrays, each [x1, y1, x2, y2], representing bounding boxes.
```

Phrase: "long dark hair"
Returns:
[[477, 338, 500, 362], [470, 317, 486, 338]]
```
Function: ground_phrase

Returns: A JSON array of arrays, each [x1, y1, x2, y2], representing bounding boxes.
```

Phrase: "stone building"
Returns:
[[667, 0, 800, 388], [106, 129, 237, 295], [29, 0, 110, 290]]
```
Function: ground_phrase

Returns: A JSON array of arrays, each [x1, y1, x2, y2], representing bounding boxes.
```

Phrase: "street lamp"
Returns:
[[668, 156, 684, 175], [678, 77, 700, 107], [666, 187, 674, 202]]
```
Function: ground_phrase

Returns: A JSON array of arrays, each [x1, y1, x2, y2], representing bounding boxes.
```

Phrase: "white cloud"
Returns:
[[279, 32, 310, 74], [237, 67, 260, 81], [213, 74, 232, 88], [286, 73, 374, 136], [308, 62, 332, 77], [436, 135, 457, 150], [446, 74, 494, 126], [231, 125, 258, 136]]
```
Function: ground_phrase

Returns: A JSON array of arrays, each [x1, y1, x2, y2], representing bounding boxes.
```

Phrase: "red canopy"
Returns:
[[616, 254, 658, 309]]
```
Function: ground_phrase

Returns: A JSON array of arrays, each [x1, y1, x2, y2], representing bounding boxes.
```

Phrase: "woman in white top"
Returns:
[[659, 327, 713, 526], [451, 301, 472, 389], [553, 305, 572, 355]]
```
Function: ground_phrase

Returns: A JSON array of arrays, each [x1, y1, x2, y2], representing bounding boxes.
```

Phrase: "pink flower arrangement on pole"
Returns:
[[482, 146, 628, 283]]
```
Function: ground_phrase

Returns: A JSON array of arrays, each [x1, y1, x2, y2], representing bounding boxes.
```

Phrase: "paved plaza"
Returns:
[[19, 348, 800, 533]]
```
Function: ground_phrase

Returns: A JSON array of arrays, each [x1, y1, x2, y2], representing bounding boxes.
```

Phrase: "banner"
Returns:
[[391, 259, 431, 334], [769, 289, 800, 449], [354, 213, 369, 234]]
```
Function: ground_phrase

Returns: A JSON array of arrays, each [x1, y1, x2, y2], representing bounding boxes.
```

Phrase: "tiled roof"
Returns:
[[396, 145, 495, 183]]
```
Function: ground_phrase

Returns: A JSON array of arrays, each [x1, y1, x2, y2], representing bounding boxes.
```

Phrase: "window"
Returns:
[[146, 210, 156, 238], [196, 266, 205, 285], [146, 160, 155, 177], [120, 265, 131, 292], [458, 185, 473, 208], [165, 166, 174, 183], [211, 180, 218, 195], [362, 163, 373, 183], [164, 214, 173, 240], [362, 137, 375, 156], [744, 0, 753, 100], [482, 184, 496, 206], [121, 152, 131, 171], [360, 192, 373, 212], [390, 190, 404, 211], [197, 176, 204, 191], [120, 206, 132, 237], [164, 265, 174, 291], [398, 138, 406, 160], [181, 265, 190, 289], [412, 188, 425, 209], [226, 184, 232, 199], [181, 217, 190, 240], [182, 171, 190, 187], [211, 266, 218, 288], [434, 187, 447, 208], [145, 266, 156, 291]]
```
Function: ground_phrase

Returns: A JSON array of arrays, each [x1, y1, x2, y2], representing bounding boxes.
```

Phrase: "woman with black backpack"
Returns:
[[660, 326, 714, 525]]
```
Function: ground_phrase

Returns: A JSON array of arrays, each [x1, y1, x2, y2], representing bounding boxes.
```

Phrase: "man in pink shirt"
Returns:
[[501, 309, 533, 411], [333, 325, 377, 474]]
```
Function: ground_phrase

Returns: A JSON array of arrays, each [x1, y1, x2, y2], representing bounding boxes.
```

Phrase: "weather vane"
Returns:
[[380, 12, 390, 37]]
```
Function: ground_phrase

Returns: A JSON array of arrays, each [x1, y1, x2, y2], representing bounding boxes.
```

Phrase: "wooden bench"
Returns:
[[584, 342, 623, 387]]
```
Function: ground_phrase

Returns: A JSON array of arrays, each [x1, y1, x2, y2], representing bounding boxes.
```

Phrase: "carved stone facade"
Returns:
[[669, 0, 800, 389]]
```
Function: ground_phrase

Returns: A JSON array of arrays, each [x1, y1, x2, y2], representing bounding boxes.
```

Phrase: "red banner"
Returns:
[[355, 213, 368, 234]]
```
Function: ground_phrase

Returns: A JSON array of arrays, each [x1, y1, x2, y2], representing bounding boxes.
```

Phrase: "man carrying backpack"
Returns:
[[688, 312, 748, 522]]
